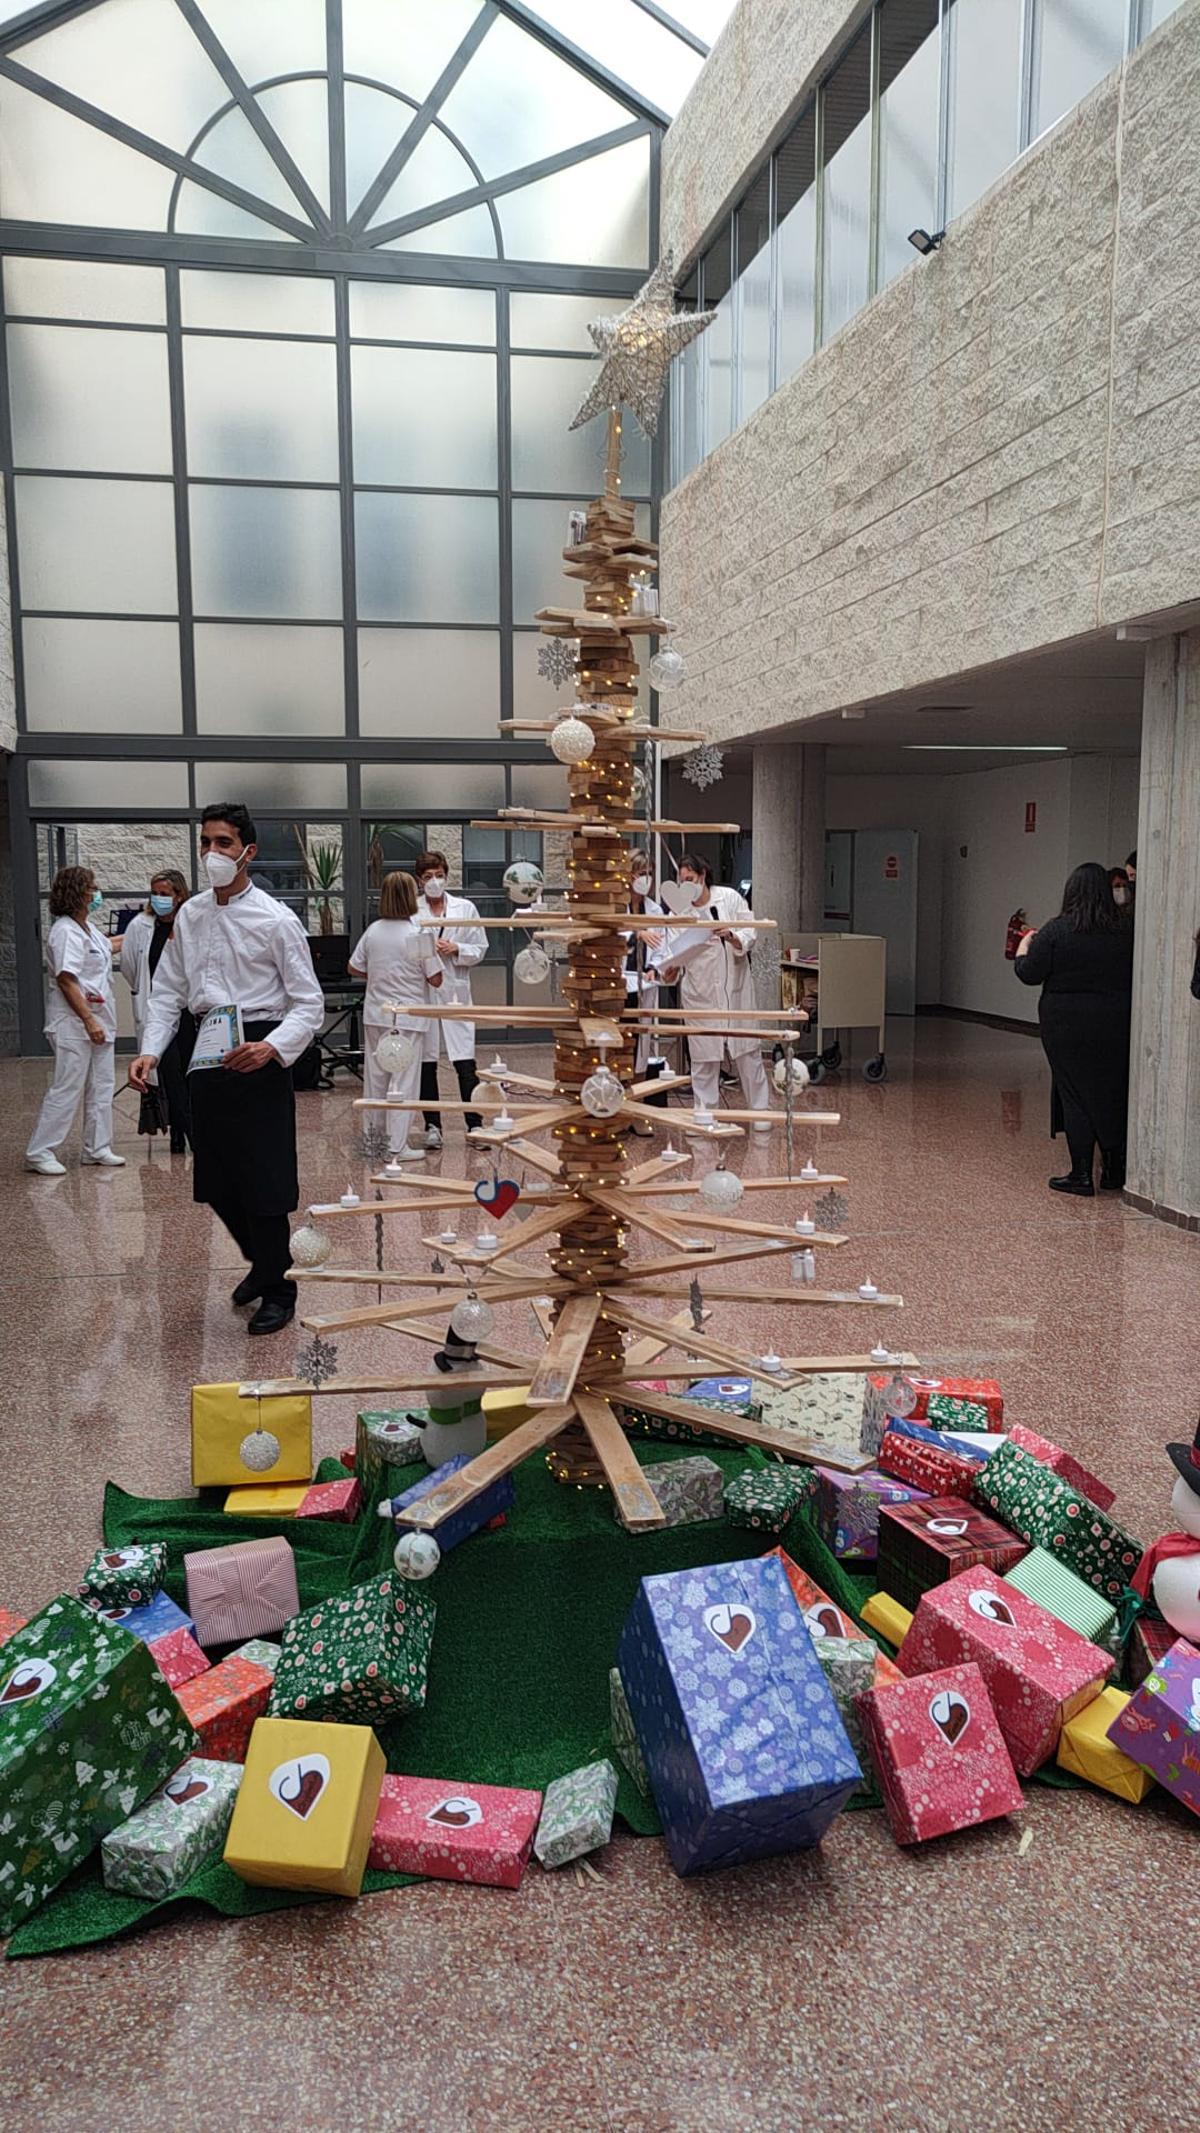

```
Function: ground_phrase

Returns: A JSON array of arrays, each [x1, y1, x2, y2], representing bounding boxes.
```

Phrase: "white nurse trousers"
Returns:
[[362, 1024, 423, 1153], [26, 1028, 116, 1160]]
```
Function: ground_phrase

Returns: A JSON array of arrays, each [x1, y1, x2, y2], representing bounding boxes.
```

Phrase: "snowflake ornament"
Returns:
[[295, 1333, 339, 1390], [537, 637, 578, 689], [682, 744, 725, 792], [815, 1189, 850, 1231]]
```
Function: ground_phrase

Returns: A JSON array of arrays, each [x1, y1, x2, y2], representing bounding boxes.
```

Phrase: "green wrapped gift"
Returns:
[[609, 1668, 650, 1797], [0, 1596, 197, 1932], [354, 1409, 427, 1495], [80, 1543, 167, 1609], [1003, 1545, 1118, 1647], [814, 1635, 878, 1803], [101, 1756, 242, 1900], [630, 1456, 724, 1529], [617, 1392, 760, 1451], [723, 1465, 811, 1535], [268, 1572, 435, 1725], [534, 1758, 619, 1868], [975, 1440, 1142, 1601], [229, 1638, 282, 1675], [925, 1394, 990, 1433]]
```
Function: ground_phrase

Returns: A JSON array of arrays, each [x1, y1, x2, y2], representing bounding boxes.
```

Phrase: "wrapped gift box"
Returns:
[[767, 1550, 903, 1688], [1006, 1424, 1116, 1513], [973, 1441, 1142, 1602], [80, 1543, 167, 1609], [813, 1635, 879, 1801], [295, 1479, 364, 1523], [609, 1668, 650, 1796], [687, 1377, 759, 1410], [368, 1772, 541, 1887], [862, 1592, 915, 1649], [224, 1716, 385, 1898], [86, 1590, 195, 1645], [616, 1397, 729, 1452], [184, 1535, 299, 1649], [884, 1418, 991, 1466], [813, 1466, 927, 1562], [877, 1497, 1027, 1610], [759, 1372, 871, 1454], [859, 1662, 1023, 1844], [942, 1432, 1007, 1461], [1127, 1616, 1177, 1688], [908, 1377, 1004, 1428], [634, 1455, 724, 1528], [383, 1455, 514, 1552], [899, 1565, 1111, 1774], [354, 1409, 426, 1495], [878, 1431, 980, 1500], [101, 1756, 243, 1899], [191, 1384, 312, 1489], [533, 1759, 619, 1869], [1106, 1640, 1200, 1814], [230, 1638, 282, 1674], [269, 1574, 436, 1726], [1003, 1546, 1118, 1648], [724, 1465, 811, 1536], [0, 1610, 28, 1648], [223, 1484, 308, 1518], [0, 1597, 197, 1931], [149, 1627, 209, 1690], [481, 1386, 537, 1442], [1057, 1687, 1154, 1802], [617, 1554, 859, 1875], [925, 1394, 991, 1433], [176, 1652, 274, 1762]]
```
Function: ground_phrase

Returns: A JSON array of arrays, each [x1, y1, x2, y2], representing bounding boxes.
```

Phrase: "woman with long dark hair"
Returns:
[[1014, 861, 1133, 1196]]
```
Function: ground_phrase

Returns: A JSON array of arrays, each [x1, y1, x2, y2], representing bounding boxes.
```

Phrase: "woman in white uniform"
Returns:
[[415, 849, 487, 1151], [625, 850, 667, 1132], [657, 853, 774, 1130], [119, 869, 194, 1152], [350, 871, 443, 1159], [25, 865, 125, 1175]]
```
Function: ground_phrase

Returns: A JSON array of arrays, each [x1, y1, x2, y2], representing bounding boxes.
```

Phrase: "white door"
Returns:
[[851, 830, 918, 1015]]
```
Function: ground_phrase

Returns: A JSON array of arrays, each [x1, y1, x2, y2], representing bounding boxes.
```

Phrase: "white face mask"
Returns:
[[422, 877, 447, 900], [204, 849, 242, 889], [632, 874, 651, 898]]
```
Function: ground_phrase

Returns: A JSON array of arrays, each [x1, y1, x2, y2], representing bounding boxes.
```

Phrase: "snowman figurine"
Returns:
[[1132, 1422, 1200, 1644]]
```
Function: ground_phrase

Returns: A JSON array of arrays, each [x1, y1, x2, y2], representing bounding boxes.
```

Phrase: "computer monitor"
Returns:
[[308, 932, 352, 985]]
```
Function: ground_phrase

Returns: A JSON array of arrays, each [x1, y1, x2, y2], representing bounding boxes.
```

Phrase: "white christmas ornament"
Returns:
[[502, 861, 544, 906], [1151, 1475, 1200, 1642], [514, 944, 551, 986], [649, 647, 685, 693], [580, 1064, 625, 1118], [393, 1531, 441, 1580], [774, 1053, 810, 1092], [239, 1429, 280, 1473], [290, 1222, 331, 1267], [699, 1166, 744, 1210], [450, 1292, 495, 1344], [375, 1029, 415, 1074], [550, 714, 596, 765]]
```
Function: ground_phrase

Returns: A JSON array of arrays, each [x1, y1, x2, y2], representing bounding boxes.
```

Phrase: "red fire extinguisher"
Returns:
[[1004, 909, 1032, 960]]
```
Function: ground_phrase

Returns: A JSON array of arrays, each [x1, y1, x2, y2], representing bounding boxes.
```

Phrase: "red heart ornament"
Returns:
[[427, 1795, 483, 1829], [269, 1753, 330, 1820], [929, 1689, 971, 1745], [969, 1590, 1016, 1627], [0, 1657, 56, 1705], [474, 1177, 521, 1220], [704, 1603, 756, 1654], [806, 1605, 847, 1640]]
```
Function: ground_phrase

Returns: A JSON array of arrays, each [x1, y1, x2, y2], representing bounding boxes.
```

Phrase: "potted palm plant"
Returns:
[[292, 825, 343, 936]]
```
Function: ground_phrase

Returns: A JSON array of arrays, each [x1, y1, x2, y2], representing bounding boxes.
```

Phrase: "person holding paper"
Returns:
[[119, 869, 194, 1153], [625, 851, 667, 1132], [414, 849, 487, 1148], [130, 804, 324, 1336], [350, 871, 444, 1161], [25, 865, 124, 1175], [656, 853, 774, 1131]]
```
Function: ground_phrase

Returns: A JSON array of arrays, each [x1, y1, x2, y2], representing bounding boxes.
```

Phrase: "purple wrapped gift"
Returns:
[[382, 1453, 514, 1552], [1106, 1636, 1200, 1815], [83, 1590, 196, 1645], [813, 1466, 928, 1561], [617, 1553, 860, 1876]]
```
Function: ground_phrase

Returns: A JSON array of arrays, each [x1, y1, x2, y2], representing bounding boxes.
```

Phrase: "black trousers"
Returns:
[[157, 1010, 196, 1149], [189, 1020, 298, 1306], [421, 1055, 480, 1130]]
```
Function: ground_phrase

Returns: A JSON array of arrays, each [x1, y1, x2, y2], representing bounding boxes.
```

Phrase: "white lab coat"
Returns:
[[417, 893, 487, 1065], [118, 911, 154, 1048], [625, 896, 665, 1073], [26, 916, 118, 1159], [661, 884, 759, 1065]]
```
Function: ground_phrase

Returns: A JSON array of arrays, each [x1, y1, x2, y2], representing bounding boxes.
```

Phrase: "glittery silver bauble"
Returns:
[[450, 1293, 495, 1343], [238, 1429, 281, 1473], [393, 1531, 441, 1580], [289, 1222, 331, 1267], [549, 714, 595, 764]]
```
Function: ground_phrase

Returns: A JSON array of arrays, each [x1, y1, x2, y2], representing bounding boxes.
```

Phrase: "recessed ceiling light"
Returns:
[[914, 704, 970, 714], [903, 744, 1067, 753]]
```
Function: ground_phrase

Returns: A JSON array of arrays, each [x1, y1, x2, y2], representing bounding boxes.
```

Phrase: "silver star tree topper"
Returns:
[[570, 253, 715, 439]]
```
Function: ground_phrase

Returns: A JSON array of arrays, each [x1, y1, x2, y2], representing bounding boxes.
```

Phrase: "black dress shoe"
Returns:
[[232, 1274, 261, 1307], [248, 1298, 296, 1336], [1049, 1172, 1095, 1197], [1099, 1152, 1126, 1191]]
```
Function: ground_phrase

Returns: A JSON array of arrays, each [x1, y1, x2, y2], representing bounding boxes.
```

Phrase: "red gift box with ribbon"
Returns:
[[858, 1662, 1023, 1844], [877, 1431, 981, 1500], [368, 1773, 542, 1888]]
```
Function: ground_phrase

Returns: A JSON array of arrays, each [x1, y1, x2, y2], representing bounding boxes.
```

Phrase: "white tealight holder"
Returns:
[[795, 1211, 816, 1236], [663, 1143, 684, 1163], [439, 1228, 458, 1245], [858, 1278, 880, 1301], [800, 1158, 820, 1181], [494, 1109, 516, 1132], [475, 1231, 499, 1255], [488, 1055, 509, 1075], [870, 1343, 895, 1363], [383, 1159, 404, 1179], [693, 1109, 715, 1129], [340, 1187, 361, 1208], [758, 1352, 783, 1374]]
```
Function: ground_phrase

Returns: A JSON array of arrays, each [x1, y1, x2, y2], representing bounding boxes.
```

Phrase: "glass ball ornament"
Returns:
[[289, 1222, 331, 1267], [580, 1063, 625, 1118], [648, 647, 685, 692], [631, 765, 648, 809], [238, 1429, 280, 1473], [449, 1292, 495, 1344], [393, 1530, 441, 1580], [513, 943, 551, 986], [375, 1028, 415, 1075], [549, 714, 595, 765], [699, 1166, 745, 1211], [773, 1052, 810, 1092], [882, 1373, 917, 1418], [503, 859, 545, 906]]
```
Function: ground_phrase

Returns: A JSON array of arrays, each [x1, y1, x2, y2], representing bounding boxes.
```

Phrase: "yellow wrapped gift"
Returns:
[[223, 1484, 309, 1517], [1056, 1687, 1155, 1802], [482, 1384, 536, 1442], [861, 1591, 914, 1650], [224, 1717, 385, 1897], [191, 1383, 312, 1488]]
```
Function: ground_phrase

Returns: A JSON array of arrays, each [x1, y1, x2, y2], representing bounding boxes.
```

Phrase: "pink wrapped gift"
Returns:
[[149, 1626, 210, 1689], [898, 1565, 1111, 1775], [184, 1535, 299, 1649], [1006, 1424, 1115, 1512], [368, 1773, 542, 1888], [295, 1479, 363, 1523], [859, 1661, 1023, 1844]]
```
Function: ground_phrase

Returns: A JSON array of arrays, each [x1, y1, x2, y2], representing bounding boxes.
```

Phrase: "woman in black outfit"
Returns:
[[1014, 862, 1133, 1197]]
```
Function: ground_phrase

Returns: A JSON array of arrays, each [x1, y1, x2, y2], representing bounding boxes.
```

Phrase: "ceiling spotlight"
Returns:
[[908, 227, 945, 256]]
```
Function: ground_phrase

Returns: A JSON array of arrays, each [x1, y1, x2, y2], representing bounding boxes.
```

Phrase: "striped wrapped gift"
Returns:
[[1003, 1545, 1117, 1648]]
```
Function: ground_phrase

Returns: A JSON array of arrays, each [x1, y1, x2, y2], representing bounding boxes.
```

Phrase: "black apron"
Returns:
[[187, 1019, 299, 1216]]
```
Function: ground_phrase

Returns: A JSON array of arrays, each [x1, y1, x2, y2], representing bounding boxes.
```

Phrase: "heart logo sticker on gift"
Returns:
[[102, 1551, 134, 1569], [660, 879, 706, 916], [704, 1603, 756, 1655], [165, 1772, 210, 1808], [927, 1518, 970, 1538], [474, 1177, 521, 1219], [0, 1657, 57, 1707], [101, 1606, 131, 1623], [427, 1795, 483, 1829], [804, 1605, 847, 1640], [968, 1589, 1016, 1627], [929, 1689, 971, 1746], [269, 1753, 331, 1820]]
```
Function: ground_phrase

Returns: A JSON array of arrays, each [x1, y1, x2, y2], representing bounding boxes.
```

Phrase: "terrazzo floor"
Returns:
[[1, 1016, 1197, 2132]]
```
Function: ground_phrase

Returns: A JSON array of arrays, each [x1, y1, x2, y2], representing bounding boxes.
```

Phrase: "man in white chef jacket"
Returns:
[[130, 803, 325, 1335], [415, 849, 487, 1150]]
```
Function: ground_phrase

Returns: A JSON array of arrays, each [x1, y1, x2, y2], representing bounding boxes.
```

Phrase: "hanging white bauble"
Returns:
[[450, 1292, 495, 1344], [648, 647, 685, 692], [699, 1167, 745, 1211], [580, 1064, 625, 1118], [513, 944, 551, 986], [239, 1429, 280, 1473], [550, 715, 595, 765], [502, 860, 544, 906], [393, 1531, 441, 1580], [774, 1053, 811, 1092], [289, 1222, 331, 1267], [375, 1029, 415, 1075], [631, 766, 648, 809]]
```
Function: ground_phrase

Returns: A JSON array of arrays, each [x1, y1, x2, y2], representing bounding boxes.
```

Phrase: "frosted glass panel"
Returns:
[[369, 128, 482, 232], [510, 762, 572, 809], [180, 272, 334, 335], [946, 0, 1023, 220], [879, 4, 942, 291], [195, 624, 345, 734], [671, 333, 703, 484], [8, 325, 171, 474], [527, 0, 703, 113], [3, 258, 165, 325], [1144, 0, 1186, 24], [184, 338, 338, 480], [822, 116, 872, 341], [189, 108, 310, 221], [351, 347, 496, 486], [343, 0, 485, 103], [362, 762, 504, 809], [439, 17, 629, 177], [22, 619, 181, 732], [704, 295, 733, 454], [0, 81, 175, 229], [358, 628, 500, 737], [511, 356, 650, 493], [735, 249, 771, 423], [348, 281, 495, 345], [199, 0, 328, 88], [196, 762, 347, 809], [512, 498, 649, 623], [1033, 0, 1127, 137], [173, 182, 299, 243], [510, 292, 611, 351], [776, 186, 816, 381], [190, 487, 342, 618], [27, 758, 187, 808], [16, 477, 177, 613], [256, 81, 331, 213], [21, 0, 229, 151], [384, 207, 498, 258], [356, 493, 499, 621], [500, 138, 650, 268]]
